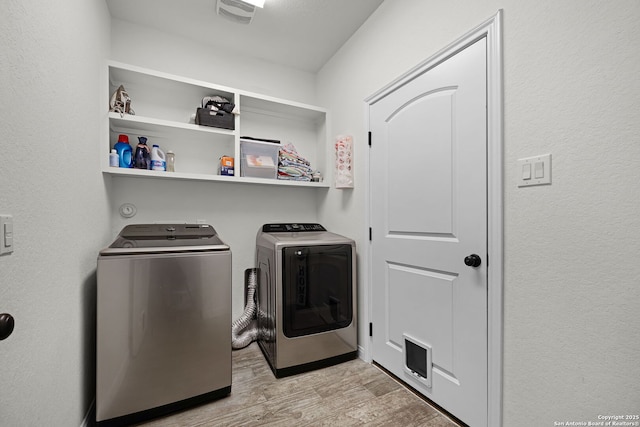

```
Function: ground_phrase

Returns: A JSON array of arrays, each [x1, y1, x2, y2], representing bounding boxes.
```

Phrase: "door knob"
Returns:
[[464, 254, 481, 268], [0, 313, 15, 340]]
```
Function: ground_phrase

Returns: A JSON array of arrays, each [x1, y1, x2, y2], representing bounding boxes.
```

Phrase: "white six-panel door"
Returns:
[[369, 38, 488, 427]]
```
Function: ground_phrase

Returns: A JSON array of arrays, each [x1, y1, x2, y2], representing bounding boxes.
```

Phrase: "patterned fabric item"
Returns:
[[278, 143, 312, 181]]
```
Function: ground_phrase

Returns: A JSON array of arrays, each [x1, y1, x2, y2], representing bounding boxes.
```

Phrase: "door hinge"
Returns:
[[368, 131, 372, 147], [369, 227, 372, 241], [369, 322, 373, 337]]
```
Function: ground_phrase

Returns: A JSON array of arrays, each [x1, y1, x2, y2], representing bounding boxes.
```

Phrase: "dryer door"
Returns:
[[282, 244, 353, 338]]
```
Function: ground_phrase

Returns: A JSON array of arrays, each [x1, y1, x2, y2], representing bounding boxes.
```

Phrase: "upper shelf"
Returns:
[[108, 61, 327, 121]]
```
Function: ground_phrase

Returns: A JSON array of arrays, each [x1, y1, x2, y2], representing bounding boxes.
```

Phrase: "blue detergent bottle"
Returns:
[[113, 134, 133, 168]]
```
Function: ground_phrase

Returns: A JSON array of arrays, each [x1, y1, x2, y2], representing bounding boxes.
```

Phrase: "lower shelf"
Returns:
[[102, 167, 330, 188]]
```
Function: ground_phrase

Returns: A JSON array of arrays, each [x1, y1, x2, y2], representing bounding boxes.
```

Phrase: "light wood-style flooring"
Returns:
[[135, 343, 462, 427]]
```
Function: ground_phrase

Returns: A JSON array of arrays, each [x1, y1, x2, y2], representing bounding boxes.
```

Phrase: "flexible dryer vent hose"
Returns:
[[231, 268, 259, 349]]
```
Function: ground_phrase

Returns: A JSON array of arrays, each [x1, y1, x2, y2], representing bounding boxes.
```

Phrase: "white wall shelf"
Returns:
[[102, 167, 329, 187], [105, 61, 329, 188], [109, 113, 236, 137]]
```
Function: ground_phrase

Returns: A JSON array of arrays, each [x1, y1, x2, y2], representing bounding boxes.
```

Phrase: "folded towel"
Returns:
[[278, 143, 312, 181]]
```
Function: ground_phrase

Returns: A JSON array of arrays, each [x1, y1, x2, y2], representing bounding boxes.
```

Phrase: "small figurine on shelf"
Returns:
[[109, 85, 135, 118]]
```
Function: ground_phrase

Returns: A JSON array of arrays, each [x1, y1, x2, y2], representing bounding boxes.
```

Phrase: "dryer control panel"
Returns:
[[262, 223, 326, 233]]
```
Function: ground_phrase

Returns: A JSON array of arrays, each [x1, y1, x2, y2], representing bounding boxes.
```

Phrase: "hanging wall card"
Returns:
[[335, 135, 354, 189]]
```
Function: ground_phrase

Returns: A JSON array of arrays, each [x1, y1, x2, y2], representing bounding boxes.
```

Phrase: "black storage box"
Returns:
[[196, 108, 235, 130]]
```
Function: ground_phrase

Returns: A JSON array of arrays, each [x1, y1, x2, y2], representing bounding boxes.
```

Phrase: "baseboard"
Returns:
[[81, 399, 95, 427], [358, 344, 367, 361]]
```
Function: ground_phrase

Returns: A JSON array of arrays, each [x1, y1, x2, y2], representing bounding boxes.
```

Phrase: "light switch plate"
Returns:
[[517, 154, 552, 187], [0, 214, 14, 255]]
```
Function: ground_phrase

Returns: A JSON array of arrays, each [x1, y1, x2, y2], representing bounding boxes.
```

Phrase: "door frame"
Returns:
[[363, 10, 503, 426]]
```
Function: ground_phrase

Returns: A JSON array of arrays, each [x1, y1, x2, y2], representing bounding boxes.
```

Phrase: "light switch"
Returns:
[[517, 154, 552, 187], [4, 222, 13, 246], [534, 161, 544, 179], [0, 215, 13, 255]]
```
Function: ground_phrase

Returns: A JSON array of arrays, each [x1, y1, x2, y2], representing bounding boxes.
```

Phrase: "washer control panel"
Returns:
[[262, 223, 326, 233]]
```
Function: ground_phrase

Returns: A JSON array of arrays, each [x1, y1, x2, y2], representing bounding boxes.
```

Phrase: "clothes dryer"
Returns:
[[256, 223, 357, 378]]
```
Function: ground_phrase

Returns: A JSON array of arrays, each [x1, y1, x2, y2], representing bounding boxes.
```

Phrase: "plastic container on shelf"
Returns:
[[240, 139, 280, 179], [113, 134, 133, 168], [151, 145, 166, 171], [134, 136, 151, 169], [166, 150, 175, 172], [109, 149, 119, 167]]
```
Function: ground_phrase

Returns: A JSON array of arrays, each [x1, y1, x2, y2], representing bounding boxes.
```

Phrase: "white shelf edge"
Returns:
[[107, 61, 327, 114], [108, 60, 237, 95], [108, 112, 235, 136], [238, 91, 327, 114], [102, 167, 330, 188]]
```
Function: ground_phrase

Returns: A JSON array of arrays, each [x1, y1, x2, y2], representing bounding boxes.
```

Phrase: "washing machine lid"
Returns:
[[100, 224, 230, 255]]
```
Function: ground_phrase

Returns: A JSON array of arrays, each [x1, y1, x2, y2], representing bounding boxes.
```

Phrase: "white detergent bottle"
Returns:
[[109, 149, 119, 167], [151, 144, 166, 171]]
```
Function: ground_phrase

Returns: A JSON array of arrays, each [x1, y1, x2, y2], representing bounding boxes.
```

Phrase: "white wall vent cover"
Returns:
[[216, 0, 256, 25]]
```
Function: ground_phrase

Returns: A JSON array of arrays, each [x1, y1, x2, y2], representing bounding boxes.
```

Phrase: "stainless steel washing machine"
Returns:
[[96, 224, 231, 426], [256, 223, 357, 378]]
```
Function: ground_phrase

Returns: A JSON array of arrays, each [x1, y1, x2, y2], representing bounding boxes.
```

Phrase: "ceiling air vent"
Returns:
[[216, 0, 256, 25]]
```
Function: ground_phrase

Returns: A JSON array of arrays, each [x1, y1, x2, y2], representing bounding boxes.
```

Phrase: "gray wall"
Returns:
[[317, 0, 640, 425], [0, 0, 112, 425], [1, 1, 638, 425]]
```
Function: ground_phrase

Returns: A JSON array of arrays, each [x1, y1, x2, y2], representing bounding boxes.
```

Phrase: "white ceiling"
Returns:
[[106, 0, 384, 73]]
